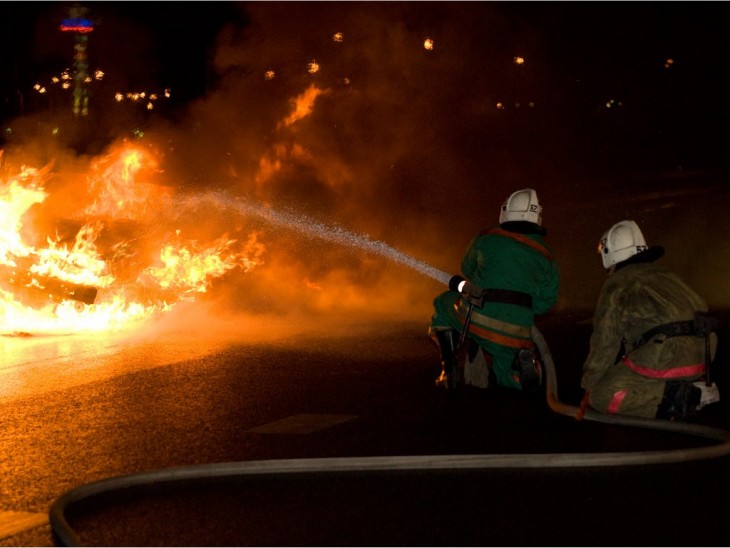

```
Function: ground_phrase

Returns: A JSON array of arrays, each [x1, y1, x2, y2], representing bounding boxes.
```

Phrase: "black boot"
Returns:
[[512, 348, 542, 392], [434, 329, 460, 389], [656, 380, 701, 421]]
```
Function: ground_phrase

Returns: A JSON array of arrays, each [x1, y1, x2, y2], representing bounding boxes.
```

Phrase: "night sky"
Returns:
[[1, 2, 727, 163], [1, 2, 729, 317], [2, 3, 727, 140]]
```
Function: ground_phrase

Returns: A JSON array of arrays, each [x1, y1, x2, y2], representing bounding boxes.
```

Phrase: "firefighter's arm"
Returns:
[[533, 259, 560, 315], [581, 292, 624, 390], [460, 236, 480, 281]]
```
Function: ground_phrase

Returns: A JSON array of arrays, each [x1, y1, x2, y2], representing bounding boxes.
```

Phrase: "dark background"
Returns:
[[1, 2, 726, 172]]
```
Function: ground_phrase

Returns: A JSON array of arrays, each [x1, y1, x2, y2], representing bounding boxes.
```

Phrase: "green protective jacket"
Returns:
[[431, 224, 560, 388], [582, 261, 711, 418]]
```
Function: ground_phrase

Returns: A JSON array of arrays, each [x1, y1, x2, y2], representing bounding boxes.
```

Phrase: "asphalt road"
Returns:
[[1, 310, 729, 546]]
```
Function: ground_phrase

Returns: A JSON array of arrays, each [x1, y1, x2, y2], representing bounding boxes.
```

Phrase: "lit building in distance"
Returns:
[[60, 5, 94, 117]]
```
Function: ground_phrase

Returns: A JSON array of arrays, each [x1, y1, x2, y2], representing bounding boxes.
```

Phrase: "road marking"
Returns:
[[0, 510, 48, 539], [247, 413, 357, 434]]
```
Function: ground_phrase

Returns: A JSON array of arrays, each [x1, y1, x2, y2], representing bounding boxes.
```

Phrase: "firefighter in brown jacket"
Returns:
[[582, 220, 720, 421]]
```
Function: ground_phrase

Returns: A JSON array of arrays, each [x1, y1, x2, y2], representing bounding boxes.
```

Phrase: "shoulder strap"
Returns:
[[634, 320, 696, 348], [482, 227, 555, 262]]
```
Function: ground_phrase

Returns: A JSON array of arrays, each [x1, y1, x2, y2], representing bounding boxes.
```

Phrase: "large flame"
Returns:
[[0, 144, 265, 334]]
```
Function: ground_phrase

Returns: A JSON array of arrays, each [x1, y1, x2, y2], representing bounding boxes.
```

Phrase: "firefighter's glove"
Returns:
[[463, 281, 486, 307]]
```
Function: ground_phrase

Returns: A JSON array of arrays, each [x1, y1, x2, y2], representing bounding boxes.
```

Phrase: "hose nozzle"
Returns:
[[449, 275, 485, 308]]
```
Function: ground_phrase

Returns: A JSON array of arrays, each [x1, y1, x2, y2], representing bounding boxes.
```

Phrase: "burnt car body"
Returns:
[[0, 254, 98, 312]]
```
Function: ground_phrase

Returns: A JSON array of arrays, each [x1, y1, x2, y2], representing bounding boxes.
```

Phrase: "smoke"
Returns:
[[135, 2, 558, 322], [5, 2, 729, 332]]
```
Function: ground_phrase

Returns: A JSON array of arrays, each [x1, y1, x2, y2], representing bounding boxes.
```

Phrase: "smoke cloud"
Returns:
[[144, 2, 564, 321], [4, 2, 729, 334]]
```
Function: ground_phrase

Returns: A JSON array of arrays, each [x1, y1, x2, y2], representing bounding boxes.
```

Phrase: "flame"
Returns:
[[256, 85, 329, 193], [142, 231, 265, 296], [0, 168, 48, 263], [84, 145, 168, 221], [0, 143, 265, 334], [281, 84, 325, 127]]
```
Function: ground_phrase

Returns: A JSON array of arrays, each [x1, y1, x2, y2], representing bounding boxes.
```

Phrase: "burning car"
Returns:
[[0, 254, 98, 313], [0, 144, 265, 333]]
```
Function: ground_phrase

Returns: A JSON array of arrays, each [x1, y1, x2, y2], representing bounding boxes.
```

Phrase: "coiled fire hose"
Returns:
[[49, 325, 730, 547]]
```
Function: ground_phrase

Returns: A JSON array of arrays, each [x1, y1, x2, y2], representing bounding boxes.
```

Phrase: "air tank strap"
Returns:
[[634, 312, 718, 349], [634, 320, 697, 348]]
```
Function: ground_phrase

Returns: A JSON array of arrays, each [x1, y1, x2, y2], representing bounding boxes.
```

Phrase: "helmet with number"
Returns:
[[598, 220, 648, 269], [499, 188, 542, 226]]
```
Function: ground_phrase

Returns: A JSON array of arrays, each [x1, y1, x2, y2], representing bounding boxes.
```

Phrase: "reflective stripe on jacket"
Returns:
[[582, 262, 709, 391], [453, 298, 534, 349], [620, 356, 705, 379]]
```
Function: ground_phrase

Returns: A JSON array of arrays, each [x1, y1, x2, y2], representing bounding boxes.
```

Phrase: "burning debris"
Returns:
[[0, 143, 266, 334]]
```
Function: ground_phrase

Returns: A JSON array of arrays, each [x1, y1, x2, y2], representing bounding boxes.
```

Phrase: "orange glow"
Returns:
[[303, 278, 323, 291], [307, 59, 320, 74], [0, 144, 265, 334], [281, 84, 325, 127]]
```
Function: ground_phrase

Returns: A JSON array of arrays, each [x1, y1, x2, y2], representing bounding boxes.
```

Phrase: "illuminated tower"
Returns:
[[60, 5, 94, 117]]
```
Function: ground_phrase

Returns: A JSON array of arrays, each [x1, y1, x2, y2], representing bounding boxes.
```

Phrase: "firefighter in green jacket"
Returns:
[[582, 219, 720, 421], [429, 188, 560, 391]]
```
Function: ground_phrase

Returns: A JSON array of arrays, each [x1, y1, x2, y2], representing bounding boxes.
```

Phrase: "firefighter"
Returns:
[[581, 219, 720, 421], [429, 188, 560, 391]]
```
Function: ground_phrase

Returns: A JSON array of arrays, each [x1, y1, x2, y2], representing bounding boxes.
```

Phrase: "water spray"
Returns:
[[186, 191, 452, 286]]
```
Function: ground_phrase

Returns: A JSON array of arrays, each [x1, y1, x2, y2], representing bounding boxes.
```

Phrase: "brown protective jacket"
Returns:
[[582, 262, 709, 409]]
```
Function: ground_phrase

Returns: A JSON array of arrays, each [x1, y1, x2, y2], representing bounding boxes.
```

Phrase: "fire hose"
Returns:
[[451, 275, 730, 450], [48, 319, 730, 547]]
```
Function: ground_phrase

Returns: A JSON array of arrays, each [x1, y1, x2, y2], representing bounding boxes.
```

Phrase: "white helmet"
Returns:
[[499, 188, 542, 226], [598, 220, 648, 269]]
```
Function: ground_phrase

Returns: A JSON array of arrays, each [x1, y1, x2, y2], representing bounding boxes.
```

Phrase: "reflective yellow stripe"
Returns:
[[468, 323, 534, 349], [451, 300, 533, 349], [483, 227, 555, 262], [468, 309, 532, 338]]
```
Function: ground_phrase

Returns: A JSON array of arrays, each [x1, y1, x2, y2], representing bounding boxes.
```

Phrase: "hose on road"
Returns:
[[49, 326, 730, 546], [532, 324, 730, 458]]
